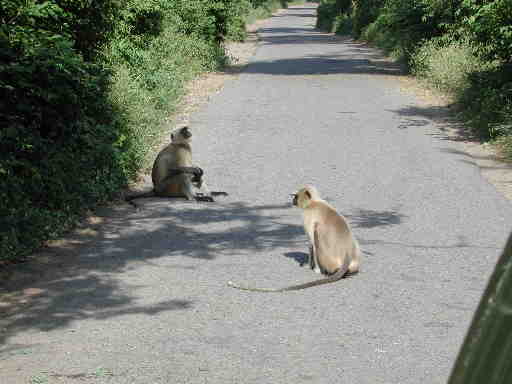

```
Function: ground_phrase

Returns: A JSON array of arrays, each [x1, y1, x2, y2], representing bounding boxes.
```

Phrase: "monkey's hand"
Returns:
[[190, 167, 203, 177], [191, 167, 204, 185]]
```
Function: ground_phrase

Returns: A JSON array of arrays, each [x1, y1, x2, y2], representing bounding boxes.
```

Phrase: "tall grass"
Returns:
[[411, 39, 496, 95], [105, 31, 225, 172]]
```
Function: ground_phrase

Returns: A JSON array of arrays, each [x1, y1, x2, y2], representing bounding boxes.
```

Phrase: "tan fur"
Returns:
[[228, 185, 361, 292], [299, 186, 360, 275]]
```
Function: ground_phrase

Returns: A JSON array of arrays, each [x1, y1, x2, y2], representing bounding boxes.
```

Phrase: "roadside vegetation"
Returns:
[[0, 0, 296, 262], [316, 0, 512, 156]]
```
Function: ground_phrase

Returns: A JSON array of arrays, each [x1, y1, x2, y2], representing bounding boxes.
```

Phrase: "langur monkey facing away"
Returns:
[[228, 185, 360, 292], [126, 126, 225, 204]]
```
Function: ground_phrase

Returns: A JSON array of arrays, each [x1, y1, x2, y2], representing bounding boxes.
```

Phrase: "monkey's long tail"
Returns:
[[227, 257, 351, 292], [227, 281, 285, 292], [227, 269, 350, 293]]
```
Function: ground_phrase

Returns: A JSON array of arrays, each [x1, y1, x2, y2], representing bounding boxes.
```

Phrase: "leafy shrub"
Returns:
[[333, 13, 353, 35], [210, 0, 252, 42], [155, 0, 250, 42], [0, 17, 127, 259], [362, 0, 443, 62], [458, 65, 512, 141], [53, 0, 121, 60], [0, 0, 121, 61], [351, 0, 383, 37], [456, 0, 512, 62], [316, 0, 351, 32], [360, 13, 400, 55]]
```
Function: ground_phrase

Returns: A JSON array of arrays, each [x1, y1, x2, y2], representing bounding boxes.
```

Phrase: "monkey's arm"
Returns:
[[168, 166, 203, 177]]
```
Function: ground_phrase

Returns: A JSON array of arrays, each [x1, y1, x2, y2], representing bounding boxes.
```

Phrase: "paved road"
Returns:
[[2, 4, 512, 384]]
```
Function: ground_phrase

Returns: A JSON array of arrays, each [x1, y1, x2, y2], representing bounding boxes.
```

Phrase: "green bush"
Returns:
[[458, 65, 512, 141], [0, 0, 121, 61], [360, 14, 400, 56], [362, 0, 446, 62], [316, 0, 351, 32], [211, 0, 252, 42], [333, 13, 353, 35], [457, 0, 512, 62], [0, 18, 127, 259], [155, 0, 251, 42], [351, 0, 383, 37]]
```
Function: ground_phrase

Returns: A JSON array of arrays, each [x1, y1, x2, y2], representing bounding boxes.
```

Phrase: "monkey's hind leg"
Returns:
[[312, 224, 322, 274]]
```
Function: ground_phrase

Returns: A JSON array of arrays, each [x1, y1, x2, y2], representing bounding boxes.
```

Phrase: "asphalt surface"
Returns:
[[2, 4, 512, 384]]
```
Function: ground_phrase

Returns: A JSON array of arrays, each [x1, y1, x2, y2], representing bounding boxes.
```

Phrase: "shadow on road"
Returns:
[[248, 25, 405, 76], [360, 236, 499, 252], [246, 56, 404, 76], [346, 208, 406, 229], [284, 251, 308, 266], [246, 50, 405, 77], [0, 201, 303, 353], [0, 199, 413, 353]]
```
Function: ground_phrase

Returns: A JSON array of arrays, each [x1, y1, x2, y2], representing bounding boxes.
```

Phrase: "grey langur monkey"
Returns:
[[126, 126, 226, 205], [228, 185, 360, 292]]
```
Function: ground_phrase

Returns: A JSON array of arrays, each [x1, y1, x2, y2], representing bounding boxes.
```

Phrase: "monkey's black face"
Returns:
[[291, 194, 298, 206], [180, 127, 192, 139]]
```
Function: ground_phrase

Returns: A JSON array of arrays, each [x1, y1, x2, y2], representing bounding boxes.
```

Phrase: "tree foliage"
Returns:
[[456, 0, 512, 61]]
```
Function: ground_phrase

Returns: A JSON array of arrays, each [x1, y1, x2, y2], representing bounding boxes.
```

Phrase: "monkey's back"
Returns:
[[307, 200, 359, 273]]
